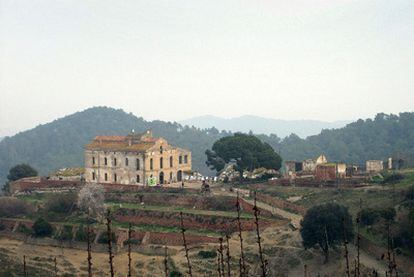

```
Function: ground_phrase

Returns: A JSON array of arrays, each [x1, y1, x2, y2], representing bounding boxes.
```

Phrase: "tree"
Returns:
[[77, 183, 106, 221], [300, 203, 354, 263], [7, 164, 38, 182], [33, 217, 53, 237], [205, 133, 282, 176], [2, 164, 38, 194]]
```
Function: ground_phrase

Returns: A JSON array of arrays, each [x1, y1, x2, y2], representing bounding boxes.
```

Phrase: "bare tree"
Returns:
[[253, 191, 267, 277], [164, 246, 169, 277], [217, 249, 223, 277], [78, 183, 106, 222], [128, 223, 132, 277], [106, 209, 115, 277], [342, 218, 351, 277], [23, 255, 27, 277], [54, 257, 58, 277], [86, 209, 93, 277], [218, 238, 225, 277], [225, 235, 231, 277], [180, 212, 192, 277], [236, 191, 246, 276]]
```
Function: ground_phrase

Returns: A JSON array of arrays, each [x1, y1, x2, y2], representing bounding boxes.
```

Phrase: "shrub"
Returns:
[[198, 250, 217, 259], [17, 224, 32, 235], [58, 225, 73, 241], [75, 225, 96, 242], [360, 207, 396, 226], [169, 271, 183, 277], [45, 193, 77, 214], [406, 185, 414, 201], [0, 198, 34, 218], [382, 173, 404, 184], [97, 231, 116, 244], [32, 217, 53, 237]]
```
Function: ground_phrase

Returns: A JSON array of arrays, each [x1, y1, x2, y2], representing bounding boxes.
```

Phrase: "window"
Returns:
[[136, 159, 140, 170], [92, 157, 95, 165], [160, 146, 163, 154], [136, 175, 140, 183], [150, 158, 153, 170], [179, 156, 182, 164], [92, 172, 95, 180], [160, 157, 163, 169], [170, 156, 173, 167], [114, 158, 117, 166], [104, 157, 108, 166], [125, 158, 129, 166], [114, 173, 117, 182], [104, 173, 108, 181], [184, 155, 188, 164], [169, 172, 173, 180]]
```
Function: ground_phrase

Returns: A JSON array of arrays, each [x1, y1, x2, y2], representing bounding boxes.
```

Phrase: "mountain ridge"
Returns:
[[1, 107, 414, 187], [180, 115, 351, 138]]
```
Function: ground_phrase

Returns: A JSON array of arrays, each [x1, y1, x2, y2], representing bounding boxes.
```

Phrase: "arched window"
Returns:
[[170, 156, 173, 167], [92, 172, 95, 180], [136, 159, 140, 170], [136, 175, 140, 183], [125, 158, 129, 166], [104, 173, 108, 181], [114, 173, 117, 182], [150, 158, 153, 170], [114, 158, 117, 166], [160, 146, 163, 154], [169, 172, 173, 181], [160, 157, 163, 169], [179, 156, 182, 164], [104, 157, 108, 166], [92, 157, 95, 165]]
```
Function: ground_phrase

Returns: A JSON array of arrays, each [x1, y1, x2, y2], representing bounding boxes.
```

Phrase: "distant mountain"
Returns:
[[180, 115, 350, 138], [1, 108, 413, 187]]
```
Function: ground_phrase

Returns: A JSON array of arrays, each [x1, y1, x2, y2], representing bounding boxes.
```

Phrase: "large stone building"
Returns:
[[84, 130, 191, 185]]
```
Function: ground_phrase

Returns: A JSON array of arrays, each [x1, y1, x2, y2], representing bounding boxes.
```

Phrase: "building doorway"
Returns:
[[159, 171, 164, 184], [177, 170, 182, 182]]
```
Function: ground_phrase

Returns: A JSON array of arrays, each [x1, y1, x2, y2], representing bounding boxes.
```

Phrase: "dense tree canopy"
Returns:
[[206, 133, 282, 174], [300, 203, 354, 262], [7, 164, 38, 182], [32, 217, 53, 237]]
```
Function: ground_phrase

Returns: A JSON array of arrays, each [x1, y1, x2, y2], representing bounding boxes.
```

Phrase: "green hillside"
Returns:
[[261, 112, 414, 167], [1, 107, 414, 187], [0, 107, 229, 184]]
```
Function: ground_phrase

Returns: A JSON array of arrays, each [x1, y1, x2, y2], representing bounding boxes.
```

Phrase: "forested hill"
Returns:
[[0, 107, 229, 185], [1, 108, 414, 186], [260, 112, 414, 167]]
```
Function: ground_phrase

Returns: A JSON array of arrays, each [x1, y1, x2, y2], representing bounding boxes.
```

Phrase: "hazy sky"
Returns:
[[1, 0, 414, 137]]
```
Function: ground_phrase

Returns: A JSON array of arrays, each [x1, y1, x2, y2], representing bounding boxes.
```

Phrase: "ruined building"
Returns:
[[84, 130, 191, 185]]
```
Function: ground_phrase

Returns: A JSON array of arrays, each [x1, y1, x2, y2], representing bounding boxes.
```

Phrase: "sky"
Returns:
[[1, 0, 414, 137]]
